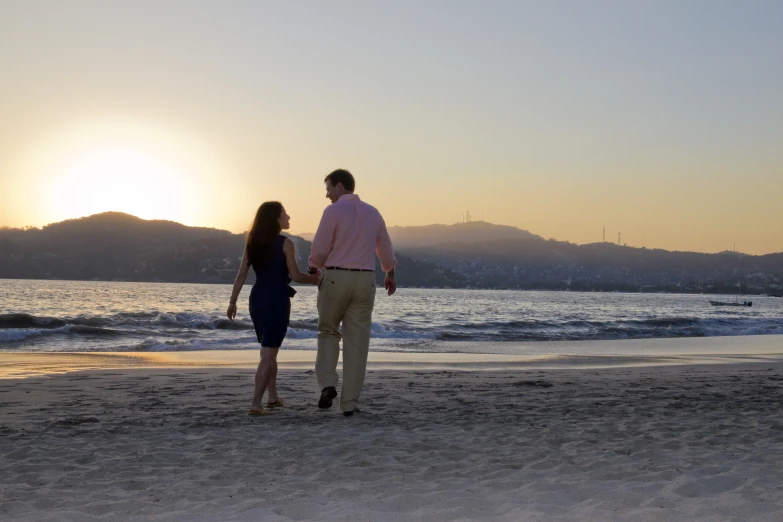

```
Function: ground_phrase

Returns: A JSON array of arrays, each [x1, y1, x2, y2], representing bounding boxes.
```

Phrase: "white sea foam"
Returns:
[[0, 329, 43, 342], [3, 284, 783, 352]]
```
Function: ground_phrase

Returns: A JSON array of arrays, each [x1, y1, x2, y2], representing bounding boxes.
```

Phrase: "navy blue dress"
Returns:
[[248, 235, 294, 348]]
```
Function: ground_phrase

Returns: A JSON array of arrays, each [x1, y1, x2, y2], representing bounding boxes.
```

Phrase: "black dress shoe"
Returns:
[[318, 386, 337, 409], [343, 408, 360, 417]]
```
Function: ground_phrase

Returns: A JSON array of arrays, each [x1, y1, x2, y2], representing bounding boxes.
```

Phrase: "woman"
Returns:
[[227, 201, 320, 415]]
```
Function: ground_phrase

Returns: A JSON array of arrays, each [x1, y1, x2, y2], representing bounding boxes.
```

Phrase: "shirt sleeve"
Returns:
[[308, 208, 335, 269], [376, 215, 397, 273]]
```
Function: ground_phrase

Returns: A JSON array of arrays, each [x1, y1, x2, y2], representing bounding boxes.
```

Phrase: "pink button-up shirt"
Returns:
[[308, 194, 397, 273]]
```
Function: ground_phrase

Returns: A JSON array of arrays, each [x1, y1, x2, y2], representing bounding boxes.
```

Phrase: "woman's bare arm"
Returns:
[[284, 239, 319, 285], [226, 248, 250, 320]]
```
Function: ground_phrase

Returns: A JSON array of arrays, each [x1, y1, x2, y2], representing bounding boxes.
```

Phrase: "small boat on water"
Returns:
[[710, 281, 753, 307], [710, 300, 752, 307]]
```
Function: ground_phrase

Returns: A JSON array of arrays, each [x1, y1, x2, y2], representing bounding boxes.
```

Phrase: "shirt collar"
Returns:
[[337, 194, 360, 202]]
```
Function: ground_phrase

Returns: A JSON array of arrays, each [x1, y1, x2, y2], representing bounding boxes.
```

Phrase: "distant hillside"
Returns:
[[0, 212, 464, 287], [295, 221, 540, 249], [404, 237, 783, 293], [3, 213, 781, 293], [388, 221, 541, 249], [296, 232, 315, 242]]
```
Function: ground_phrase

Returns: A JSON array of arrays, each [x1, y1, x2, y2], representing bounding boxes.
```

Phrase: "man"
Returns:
[[307, 169, 397, 416]]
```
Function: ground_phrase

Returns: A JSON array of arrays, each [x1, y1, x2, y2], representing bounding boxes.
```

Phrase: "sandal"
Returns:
[[266, 399, 285, 409], [248, 408, 267, 416]]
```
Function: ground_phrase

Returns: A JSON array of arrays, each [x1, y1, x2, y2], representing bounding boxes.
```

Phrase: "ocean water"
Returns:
[[1, 279, 782, 354]]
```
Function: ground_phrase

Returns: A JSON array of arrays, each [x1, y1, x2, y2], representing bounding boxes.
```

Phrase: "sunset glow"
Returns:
[[49, 144, 190, 222], [5, 119, 233, 228], [1, 3, 782, 253]]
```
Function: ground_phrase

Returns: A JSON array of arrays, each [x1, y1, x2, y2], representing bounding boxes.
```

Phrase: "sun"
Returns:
[[50, 143, 189, 222], [7, 118, 239, 231], [9, 119, 224, 227]]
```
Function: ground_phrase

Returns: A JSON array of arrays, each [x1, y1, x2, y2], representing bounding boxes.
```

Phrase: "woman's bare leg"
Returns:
[[250, 347, 279, 410], [267, 357, 279, 404]]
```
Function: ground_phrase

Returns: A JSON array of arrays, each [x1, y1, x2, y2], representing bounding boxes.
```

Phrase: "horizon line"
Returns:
[[1, 210, 779, 257]]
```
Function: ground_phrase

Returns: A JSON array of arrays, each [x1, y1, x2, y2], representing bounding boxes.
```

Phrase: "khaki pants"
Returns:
[[316, 269, 376, 411]]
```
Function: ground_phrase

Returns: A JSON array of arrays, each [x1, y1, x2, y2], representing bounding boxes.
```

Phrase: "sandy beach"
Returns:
[[2, 344, 783, 521]]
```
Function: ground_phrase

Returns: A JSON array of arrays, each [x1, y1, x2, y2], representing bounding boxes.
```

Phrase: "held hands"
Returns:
[[226, 302, 237, 321], [307, 266, 322, 286]]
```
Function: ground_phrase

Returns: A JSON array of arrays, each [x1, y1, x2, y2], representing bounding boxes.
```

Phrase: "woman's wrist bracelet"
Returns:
[[229, 299, 237, 304]]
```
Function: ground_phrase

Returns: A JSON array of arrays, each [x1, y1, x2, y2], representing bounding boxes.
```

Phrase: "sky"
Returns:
[[1, 1, 781, 254]]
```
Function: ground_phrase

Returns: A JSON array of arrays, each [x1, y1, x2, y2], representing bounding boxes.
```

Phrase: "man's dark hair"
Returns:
[[324, 169, 355, 192]]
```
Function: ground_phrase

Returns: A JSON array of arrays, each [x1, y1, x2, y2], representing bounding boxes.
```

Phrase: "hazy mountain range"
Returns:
[[1, 212, 781, 294], [298, 221, 541, 249], [404, 238, 783, 294], [0, 213, 464, 287]]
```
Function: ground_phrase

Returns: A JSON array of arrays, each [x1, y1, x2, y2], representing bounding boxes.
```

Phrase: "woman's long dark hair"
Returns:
[[246, 201, 283, 266]]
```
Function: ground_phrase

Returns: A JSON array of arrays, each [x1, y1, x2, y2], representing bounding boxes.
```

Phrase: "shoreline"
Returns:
[[2, 277, 782, 296], [2, 334, 783, 379]]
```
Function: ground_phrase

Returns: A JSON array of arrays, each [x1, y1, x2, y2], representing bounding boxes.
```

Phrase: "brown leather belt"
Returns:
[[326, 267, 374, 272]]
